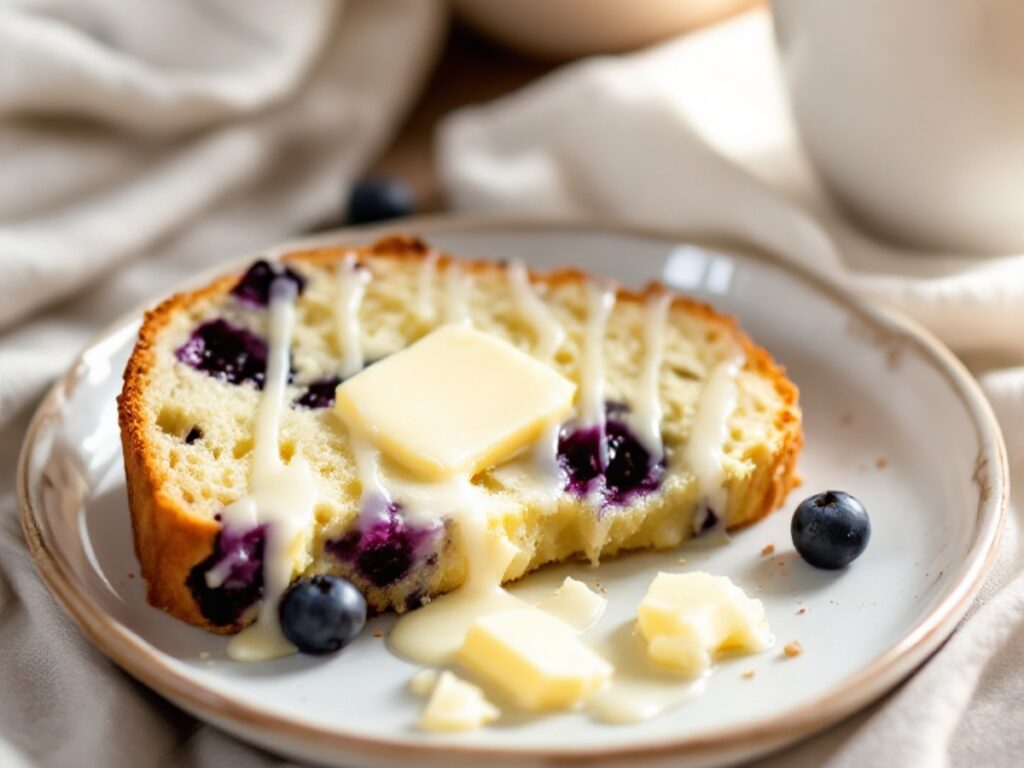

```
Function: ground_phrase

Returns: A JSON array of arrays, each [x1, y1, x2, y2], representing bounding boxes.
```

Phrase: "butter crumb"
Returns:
[[783, 641, 803, 658], [409, 669, 440, 697], [761, 544, 775, 557], [417, 671, 499, 732], [741, 670, 756, 680]]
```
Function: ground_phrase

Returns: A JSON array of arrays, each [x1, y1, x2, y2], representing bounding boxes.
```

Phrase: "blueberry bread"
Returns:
[[118, 236, 802, 634]]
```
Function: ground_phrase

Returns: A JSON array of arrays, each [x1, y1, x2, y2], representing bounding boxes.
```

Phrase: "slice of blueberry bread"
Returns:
[[118, 236, 802, 634]]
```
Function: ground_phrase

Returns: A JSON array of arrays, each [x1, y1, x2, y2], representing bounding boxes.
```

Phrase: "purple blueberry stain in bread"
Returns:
[[693, 505, 719, 536], [231, 260, 306, 307], [603, 419, 665, 504], [292, 359, 386, 410], [186, 525, 266, 626], [175, 319, 269, 388], [293, 376, 343, 410], [558, 425, 603, 497], [558, 402, 664, 506], [326, 500, 440, 587]]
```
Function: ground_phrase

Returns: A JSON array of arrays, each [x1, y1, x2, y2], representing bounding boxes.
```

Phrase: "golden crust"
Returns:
[[118, 235, 802, 633]]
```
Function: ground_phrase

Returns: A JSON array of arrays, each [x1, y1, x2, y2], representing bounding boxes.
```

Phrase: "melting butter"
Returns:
[[219, 280, 317, 662], [586, 624, 705, 724], [335, 325, 576, 481]]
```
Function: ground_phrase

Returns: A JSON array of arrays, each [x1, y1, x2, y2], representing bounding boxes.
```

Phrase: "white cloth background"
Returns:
[[4, 1, 1023, 766], [0, 0, 444, 766], [438, 9, 1024, 766]]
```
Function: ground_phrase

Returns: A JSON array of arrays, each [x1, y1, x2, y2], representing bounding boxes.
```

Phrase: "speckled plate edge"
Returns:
[[17, 216, 1007, 768]]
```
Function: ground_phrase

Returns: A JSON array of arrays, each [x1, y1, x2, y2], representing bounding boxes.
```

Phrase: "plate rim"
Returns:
[[17, 215, 1008, 765]]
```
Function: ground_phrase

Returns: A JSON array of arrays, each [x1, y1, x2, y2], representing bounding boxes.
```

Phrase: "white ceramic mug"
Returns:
[[772, 0, 1024, 254]]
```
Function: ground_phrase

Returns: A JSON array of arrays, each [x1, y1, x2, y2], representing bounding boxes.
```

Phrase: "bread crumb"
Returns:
[[199, 651, 210, 660], [741, 670, 756, 680], [783, 641, 803, 658], [876, 457, 888, 469], [796, 607, 807, 615], [373, 631, 383, 639], [840, 412, 854, 426], [761, 544, 775, 557], [677, 558, 687, 564]]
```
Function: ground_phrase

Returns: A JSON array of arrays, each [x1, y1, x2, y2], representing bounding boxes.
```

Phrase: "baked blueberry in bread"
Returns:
[[117, 236, 802, 637]]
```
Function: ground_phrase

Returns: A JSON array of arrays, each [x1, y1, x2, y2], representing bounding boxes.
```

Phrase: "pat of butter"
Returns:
[[637, 572, 773, 677], [538, 577, 607, 631], [417, 671, 500, 733], [458, 608, 612, 711], [335, 325, 576, 480]]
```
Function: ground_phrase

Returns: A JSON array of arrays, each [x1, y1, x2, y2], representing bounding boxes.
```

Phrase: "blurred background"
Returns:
[[4, 1, 1024, 767]]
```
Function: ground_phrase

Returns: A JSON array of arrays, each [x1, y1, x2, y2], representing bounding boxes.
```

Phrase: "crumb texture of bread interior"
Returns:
[[118, 237, 801, 632]]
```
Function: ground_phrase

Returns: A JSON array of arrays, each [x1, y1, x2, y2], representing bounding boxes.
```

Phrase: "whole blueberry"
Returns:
[[278, 575, 367, 654], [791, 491, 871, 569], [345, 176, 415, 224]]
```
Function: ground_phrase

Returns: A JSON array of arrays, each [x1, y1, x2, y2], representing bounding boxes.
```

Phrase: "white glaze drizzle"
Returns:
[[387, 470, 525, 665], [528, 418, 564, 492], [416, 249, 440, 322], [579, 283, 615, 430], [509, 260, 565, 361], [349, 436, 392, 526], [219, 279, 318, 661], [336, 253, 371, 378], [443, 264, 472, 326], [686, 355, 745, 534], [634, 292, 671, 463]]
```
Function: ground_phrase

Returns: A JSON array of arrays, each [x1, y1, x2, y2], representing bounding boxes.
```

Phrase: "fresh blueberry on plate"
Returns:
[[791, 491, 871, 569], [345, 176, 415, 224], [279, 575, 367, 654]]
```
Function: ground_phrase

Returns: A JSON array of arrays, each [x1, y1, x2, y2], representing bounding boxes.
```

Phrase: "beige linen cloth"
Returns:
[[0, 0, 443, 765], [4, 1, 1023, 766], [438, 8, 1024, 767]]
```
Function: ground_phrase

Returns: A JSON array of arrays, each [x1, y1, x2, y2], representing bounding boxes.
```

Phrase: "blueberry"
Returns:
[[279, 575, 367, 655], [791, 491, 871, 569], [345, 176, 415, 224]]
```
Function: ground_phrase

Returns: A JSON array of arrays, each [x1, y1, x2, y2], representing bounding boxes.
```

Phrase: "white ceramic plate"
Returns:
[[19, 219, 1006, 768]]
